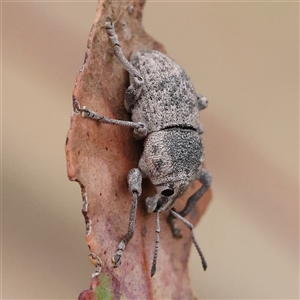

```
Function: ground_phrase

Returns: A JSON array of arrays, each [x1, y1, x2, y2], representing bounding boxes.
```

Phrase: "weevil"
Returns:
[[79, 19, 212, 277]]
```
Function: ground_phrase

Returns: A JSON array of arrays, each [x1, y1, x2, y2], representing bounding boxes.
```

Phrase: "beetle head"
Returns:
[[145, 180, 189, 213]]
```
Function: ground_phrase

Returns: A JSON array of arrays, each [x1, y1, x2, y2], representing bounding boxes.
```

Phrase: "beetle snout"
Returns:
[[154, 196, 169, 212], [145, 193, 172, 213]]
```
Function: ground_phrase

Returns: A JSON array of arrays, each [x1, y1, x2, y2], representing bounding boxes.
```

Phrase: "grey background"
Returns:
[[2, 1, 299, 299]]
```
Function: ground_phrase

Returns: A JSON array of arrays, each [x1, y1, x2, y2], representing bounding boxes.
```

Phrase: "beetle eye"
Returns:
[[161, 189, 174, 197]]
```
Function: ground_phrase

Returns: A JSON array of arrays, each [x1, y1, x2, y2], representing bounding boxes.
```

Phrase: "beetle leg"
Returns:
[[170, 209, 207, 271], [179, 168, 212, 217], [168, 168, 211, 237], [112, 168, 142, 268], [105, 19, 144, 112], [197, 123, 204, 135], [197, 93, 208, 110], [196, 93, 208, 134], [80, 106, 148, 139]]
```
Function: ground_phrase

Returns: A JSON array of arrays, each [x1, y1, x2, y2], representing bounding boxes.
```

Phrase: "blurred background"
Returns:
[[2, 1, 299, 299]]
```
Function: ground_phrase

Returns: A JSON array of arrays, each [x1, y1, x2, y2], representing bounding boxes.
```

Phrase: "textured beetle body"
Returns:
[[127, 50, 205, 213], [80, 20, 211, 276], [139, 128, 204, 212], [129, 50, 200, 132], [140, 129, 203, 185]]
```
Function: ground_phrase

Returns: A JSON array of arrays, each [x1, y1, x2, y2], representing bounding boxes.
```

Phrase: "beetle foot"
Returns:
[[79, 106, 104, 121], [167, 212, 182, 239], [112, 240, 125, 268], [170, 223, 182, 239], [112, 252, 122, 267]]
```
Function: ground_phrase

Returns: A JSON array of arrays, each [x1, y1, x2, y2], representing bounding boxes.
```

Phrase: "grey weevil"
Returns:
[[78, 19, 212, 277]]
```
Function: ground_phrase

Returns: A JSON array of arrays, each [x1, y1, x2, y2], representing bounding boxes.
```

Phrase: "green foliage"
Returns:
[[94, 274, 113, 300]]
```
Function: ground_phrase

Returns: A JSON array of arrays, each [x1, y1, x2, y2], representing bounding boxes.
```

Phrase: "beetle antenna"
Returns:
[[151, 211, 161, 277], [170, 209, 207, 270]]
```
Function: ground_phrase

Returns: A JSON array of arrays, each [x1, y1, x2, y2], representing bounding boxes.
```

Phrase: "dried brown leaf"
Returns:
[[65, 1, 212, 299]]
